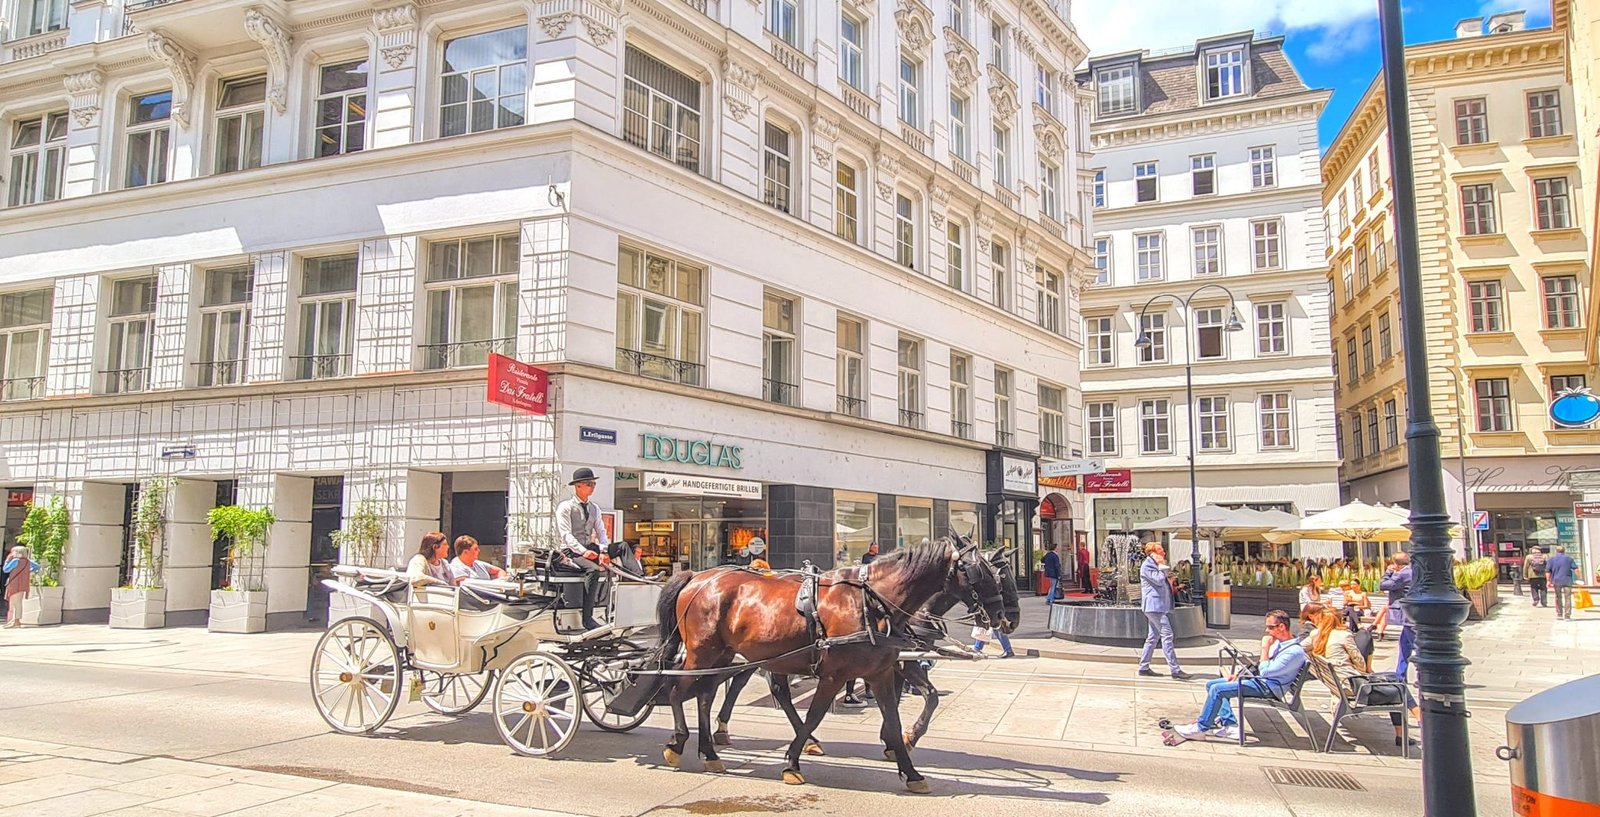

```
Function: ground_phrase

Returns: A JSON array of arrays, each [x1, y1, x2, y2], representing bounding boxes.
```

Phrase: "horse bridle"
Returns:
[[951, 544, 1004, 627]]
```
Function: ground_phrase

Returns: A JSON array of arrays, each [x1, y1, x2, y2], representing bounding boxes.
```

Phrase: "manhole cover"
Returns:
[[1265, 767, 1366, 791]]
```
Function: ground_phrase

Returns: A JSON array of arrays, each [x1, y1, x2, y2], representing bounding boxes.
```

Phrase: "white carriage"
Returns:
[[309, 560, 661, 757]]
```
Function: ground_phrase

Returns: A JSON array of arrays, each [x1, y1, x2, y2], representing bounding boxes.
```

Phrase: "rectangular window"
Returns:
[[0, 287, 52, 401], [836, 314, 865, 416], [994, 367, 1013, 445], [1367, 152, 1381, 196], [1190, 154, 1215, 196], [104, 276, 158, 394], [1534, 177, 1572, 230], [767, 0, 798, 46], [1367, 407, 1380, 455], [315, 60, 369, 157], [622, 46, 703, 173], [1251, 219, 1282, 270], [1197, 396, 1230, 451], [1468, 280, 1505, 333], [1355, 238, 1370, 289], [1349, 415, 1364, 459], [6, 112, 66, 207], [1360, 324, 1374, 374], [1352, 173, 1364, 208], [897, 335, 923, 428], [1551, 374, 1588, 402], [993, 125, 1010, 188], [899, 57, 921, 128], [1139, 398, 1171, 454], [950, 352, 972, 438], [440, 27, 527, 137], [1194, 307, 1225, 360], [1377, 311, 1393, 360], [1455, 98, 1489, 145], [1035, 65, 1055, 115], [1249, 146, 1276, 189], [295, 254, 357, 380], [1085, 315, 1113, 367], [1097, 65, 1135, 116], [895, 194, 916, 268], [1134, 161, 1157, 203], [1205, 48, 1244, 99], [1255, 302, 1287, 356], [840, 12, 865, 90], [1542, 275, 1580, 329], [1475, 378, 1512, 432], [949, 93, 969, 161], [1339, 195, 1349, 232], [1135, 231, 1164, 281], [1383, 399, 1398, 449], [1527, 90, 1563, 138], [616, 245, 705, 385], [1345, 337, 1358, 385], [834, 162, 859, 243], [1039, 161, 1060, 219], [1087, 401, 1117, 456], [990, 16, 1008, 73], [1259, 393, 1292, 449], [125, 91, 173, 188], [946, 220, 966, 291], [1092, 237, 1110, 285], [1191, 225, 1221, 276], [1341, 259, 1353, 302], [762, 290, 797, 405], [425, 234, 519, 369], [948, 0, 966, 38], [1037, 268, 1062, 333], [196, 265, 253, 386], [1092, 168, 1104, 208], [762, 121, 793, 214], [1374, 232, 1389, 274], [213, 75, 266, 174], [1461, 183, 1497, 235], [990, 240, 1010, 309], [20, 0, 67, 35], [1038, 383, 1065, 456], [1138, 313, 1167, 364]]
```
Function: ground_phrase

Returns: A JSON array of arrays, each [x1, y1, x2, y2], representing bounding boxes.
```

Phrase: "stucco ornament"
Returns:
[[243, 7, 292, 114], [146, 31, 197, 128]]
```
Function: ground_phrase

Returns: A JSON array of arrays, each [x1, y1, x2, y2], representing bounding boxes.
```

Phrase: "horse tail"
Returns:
[[655, 569, 695, 664]]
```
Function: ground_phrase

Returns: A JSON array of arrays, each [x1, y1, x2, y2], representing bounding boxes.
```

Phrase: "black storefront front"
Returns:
[[982, 449, 1039, 583]]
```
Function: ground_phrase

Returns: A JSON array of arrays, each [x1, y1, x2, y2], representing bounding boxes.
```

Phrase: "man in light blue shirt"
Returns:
[[1137, 542, 1191, 680], [1171, 609, 1307, 743]]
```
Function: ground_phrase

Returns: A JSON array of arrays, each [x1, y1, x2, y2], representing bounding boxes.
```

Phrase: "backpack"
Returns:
[[1527, 553, 1548, 577]]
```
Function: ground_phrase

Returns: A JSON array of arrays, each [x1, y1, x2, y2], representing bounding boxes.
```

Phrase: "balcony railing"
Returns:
[[763, 378, 796, 406], [616, 348, 704, 387], [290, 353, 353, 381], [1041, 440, 1070, 459], [837, 394, 865, 417], [194, 359, 245, 387], [841, 85, 875, 120], [101, 367, 150, 395], [952, 420, 972, 440], [0, 376, 46, 401], [421, 338, 512, 370], [126, 0, 183, 11], [996, 429, 1014, 448], [898, 408, 924, 430], [899, 123, 929, 154], [994, 184, 1019, 211]]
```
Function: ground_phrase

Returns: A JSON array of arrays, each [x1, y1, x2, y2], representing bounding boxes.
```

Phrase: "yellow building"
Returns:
[[1555, 1, 1600, 364], [1322, 11, 1596, 570]]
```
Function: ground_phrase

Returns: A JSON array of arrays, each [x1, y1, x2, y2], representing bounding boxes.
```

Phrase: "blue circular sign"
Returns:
[[1550, 390, 1600, 428]]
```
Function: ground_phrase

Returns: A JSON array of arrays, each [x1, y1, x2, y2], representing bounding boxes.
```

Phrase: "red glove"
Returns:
[[583, 550, 600, 561]]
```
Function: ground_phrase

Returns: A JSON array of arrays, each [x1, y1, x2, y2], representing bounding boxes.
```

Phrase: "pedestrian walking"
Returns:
[[1548, 545, 1578, 620], [1042, 543, 1062, 606], [1380, 552, 1415, 681], [971, 624, 1015, 657], [1524, 546, 1549, 607], [861, 542, 880, 564], [4, 545, 39, 628], [1077, 539, 1093, 594], [1137, 543, 1191, 680]]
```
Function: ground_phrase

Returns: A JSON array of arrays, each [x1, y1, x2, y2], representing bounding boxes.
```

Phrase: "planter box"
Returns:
[[208, 590, 268, 634], [17, 586, 64, 626], [110, 588, 167, 629]]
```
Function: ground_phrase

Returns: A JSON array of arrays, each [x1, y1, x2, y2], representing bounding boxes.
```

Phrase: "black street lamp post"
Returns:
[[1377, 1, 1477, 814], [1135, 284, 1243, 611]]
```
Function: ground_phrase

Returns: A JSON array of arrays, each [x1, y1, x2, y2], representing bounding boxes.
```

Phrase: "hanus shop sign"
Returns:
[[641, 433, 743, 470], [642, 472, 762, 499]]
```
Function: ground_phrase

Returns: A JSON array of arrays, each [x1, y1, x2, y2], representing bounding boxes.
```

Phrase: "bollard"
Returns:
[[1499, 674, 1600, 816], [1513, 565, 1523, 597], [1205, 572, 1231, 628]]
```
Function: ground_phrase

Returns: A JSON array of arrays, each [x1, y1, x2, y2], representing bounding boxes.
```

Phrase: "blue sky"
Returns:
[[1072, 1, 1554, 151]]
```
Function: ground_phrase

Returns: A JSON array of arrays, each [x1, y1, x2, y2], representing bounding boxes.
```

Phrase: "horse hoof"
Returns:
[[663, 748, 681, 768], [782, 771, 805, 786], [906, 779, 932, 795], [704, 760, 727, 774], [804, 741, 826, 756], [713, 731, 731, 747]]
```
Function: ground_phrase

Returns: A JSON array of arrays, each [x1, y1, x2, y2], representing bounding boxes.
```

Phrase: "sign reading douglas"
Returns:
[[640, 432, 744, 470]]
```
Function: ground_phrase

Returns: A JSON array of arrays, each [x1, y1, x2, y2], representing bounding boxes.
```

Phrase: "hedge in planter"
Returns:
[[111, 478, 172, 630], [207, 505, 276, 634], [16, 497, 68, 626]]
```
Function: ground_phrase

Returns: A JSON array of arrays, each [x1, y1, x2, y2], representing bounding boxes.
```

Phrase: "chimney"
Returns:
[[1455, 17, 1483, 38], [1487, 11, 1527, 33]]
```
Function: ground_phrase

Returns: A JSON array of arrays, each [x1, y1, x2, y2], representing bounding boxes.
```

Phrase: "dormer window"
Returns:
[[1204, 48, 1245, 100], [1097, 65, 1135, 116]]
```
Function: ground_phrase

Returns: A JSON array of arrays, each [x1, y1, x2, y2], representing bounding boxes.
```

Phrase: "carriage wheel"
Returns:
[[421, 670, 494, 716], [580, 659, 655, 733], [493, 653, 581, 757], [310, 616, 403, 735]]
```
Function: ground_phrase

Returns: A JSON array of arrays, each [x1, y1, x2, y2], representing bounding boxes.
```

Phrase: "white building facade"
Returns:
[[1075, 32, 1340, 561], [0, 0, 1092, 626]]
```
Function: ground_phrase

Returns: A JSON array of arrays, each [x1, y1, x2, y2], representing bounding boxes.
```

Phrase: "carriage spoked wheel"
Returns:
[[493, 653, 581, 756], [310, 616, 403, 734], [420, 670, 494, 716], [579, 659, 654, 733]]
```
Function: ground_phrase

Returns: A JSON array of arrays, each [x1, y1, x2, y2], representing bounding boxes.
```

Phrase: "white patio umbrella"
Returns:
[[1265, 500, 1413, 568], [1141, 504, 1276, 566]]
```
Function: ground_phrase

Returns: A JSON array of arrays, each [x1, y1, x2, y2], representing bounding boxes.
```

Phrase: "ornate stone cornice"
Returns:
[[373, 3, 418, 69], [722, 57, 759, 121], [1091, 98, 1325, 151], [1033, 110, 1064, 160], [894, 0, 934, 52], [539, 0, 618, 47], [811, 110, 840, 142], [987, 66, 1018, 122], [63, 67, 105, 128], [243, 7, 291, 114], [145, 31, 196, 128], [944, 29, 979, 88]]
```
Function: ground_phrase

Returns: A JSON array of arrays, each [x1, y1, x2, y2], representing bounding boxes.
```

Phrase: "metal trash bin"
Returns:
[[1205, 573, 1231, 628], [1498, 674, 1600, 815]]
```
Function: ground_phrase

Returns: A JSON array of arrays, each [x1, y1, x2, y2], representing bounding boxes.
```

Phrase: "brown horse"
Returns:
[[653, 539, 1008, 792]]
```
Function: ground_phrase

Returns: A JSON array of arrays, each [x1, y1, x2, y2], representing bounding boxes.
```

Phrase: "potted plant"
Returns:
[[111, 478, 172, 629], [206, 504, 277, 633], [1457, 557, 1498, 619], [15, 496, 68, 626], [327, 498, 386, 622]]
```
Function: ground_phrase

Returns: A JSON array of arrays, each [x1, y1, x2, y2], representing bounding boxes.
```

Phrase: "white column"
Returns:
[[42, 481, 126, 623], [340, 467, 439, 570], [370, 4, 420, 149], [238, 473, 314, 624], [46, 273, 101, 397], [355, 236, 419, 374], [247, 251, 290, 383], [163, 478, 218, 622]]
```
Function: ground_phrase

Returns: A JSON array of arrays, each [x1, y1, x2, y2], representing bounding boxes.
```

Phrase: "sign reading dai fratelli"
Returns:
[[486, 353, 549, 415]]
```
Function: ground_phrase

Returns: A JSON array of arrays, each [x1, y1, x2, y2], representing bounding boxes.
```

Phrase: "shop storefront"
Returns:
[[1478, 501, 1581, 582], [984, 450, 1038, 582], [614, 471, 768, 574]]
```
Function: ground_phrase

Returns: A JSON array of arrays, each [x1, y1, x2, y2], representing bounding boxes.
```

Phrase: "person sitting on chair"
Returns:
[[449, 535, 505, 584], [555, 467, 626, 630], [406, 531, 453, 587], [1168, 610, 1308, 743]]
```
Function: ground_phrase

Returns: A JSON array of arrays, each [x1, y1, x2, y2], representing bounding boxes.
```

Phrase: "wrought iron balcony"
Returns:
[[763, 378, 796, 406], [421, 338, 512, 370], [616, 348, 704, 387], [898, 408, 924, 430], [952, 420, 972, 440], [194, 359, 245, 387], [1041, 441, 1070, 459], [101, 367, 150, 394], [837, 394, 865, 417], [0, 376, 46, 401], [290, 353, 353, 381], [996, 429, 1015, 448]]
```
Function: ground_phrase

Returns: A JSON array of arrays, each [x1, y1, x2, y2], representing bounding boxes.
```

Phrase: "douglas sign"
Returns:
[[640, 433, 743, 470]]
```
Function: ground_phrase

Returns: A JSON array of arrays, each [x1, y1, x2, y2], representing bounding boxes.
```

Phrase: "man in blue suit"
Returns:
[[1138, 542, 1192, 680]]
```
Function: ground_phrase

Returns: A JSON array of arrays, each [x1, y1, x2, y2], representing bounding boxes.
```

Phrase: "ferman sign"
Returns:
[[641, 433, 743, 470]]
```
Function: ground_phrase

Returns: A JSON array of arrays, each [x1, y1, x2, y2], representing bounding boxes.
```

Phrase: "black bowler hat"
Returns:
[[569, 467, 598, 485]]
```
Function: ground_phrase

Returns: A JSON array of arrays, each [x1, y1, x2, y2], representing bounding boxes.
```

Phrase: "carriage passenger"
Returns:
[[449, 535, 505, 584], [406, 531, 453, 586]]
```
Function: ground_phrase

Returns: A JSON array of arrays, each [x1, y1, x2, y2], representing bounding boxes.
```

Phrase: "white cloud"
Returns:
[[1070, 0, 1375, 62]]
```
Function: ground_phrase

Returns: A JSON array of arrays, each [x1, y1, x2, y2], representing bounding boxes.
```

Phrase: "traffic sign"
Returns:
[[1472, 511, 1489, 531], [1039, 458, 1105, 478]]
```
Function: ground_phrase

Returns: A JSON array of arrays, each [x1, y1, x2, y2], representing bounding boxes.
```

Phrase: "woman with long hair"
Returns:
[[1298, 574, 1324, 614], [1305, 606, 1418, 747], [4, 545, 39, 628], [406, 531, 452, 586]]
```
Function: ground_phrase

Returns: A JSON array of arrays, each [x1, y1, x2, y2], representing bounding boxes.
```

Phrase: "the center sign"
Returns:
[[487, 353, 549, 415]]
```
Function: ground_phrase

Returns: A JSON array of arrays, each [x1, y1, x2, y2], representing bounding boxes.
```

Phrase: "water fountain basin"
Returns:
[[1048, 602, 1207, 646]]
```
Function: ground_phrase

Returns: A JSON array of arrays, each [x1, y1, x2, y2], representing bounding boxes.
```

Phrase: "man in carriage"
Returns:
[[555, 467, 629, 630]]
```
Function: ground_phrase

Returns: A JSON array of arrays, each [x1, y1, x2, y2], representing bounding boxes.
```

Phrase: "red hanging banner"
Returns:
[[486, 353, 550, 416]]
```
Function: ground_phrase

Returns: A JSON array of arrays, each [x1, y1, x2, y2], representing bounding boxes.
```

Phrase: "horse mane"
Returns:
[[873, 537, 957, 576]]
